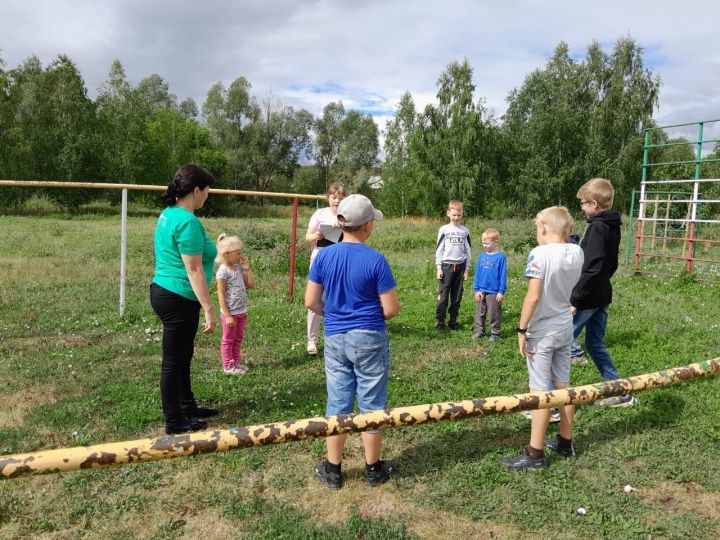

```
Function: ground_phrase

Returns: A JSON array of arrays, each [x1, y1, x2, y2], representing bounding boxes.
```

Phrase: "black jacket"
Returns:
[[570, 210, 621, 309]]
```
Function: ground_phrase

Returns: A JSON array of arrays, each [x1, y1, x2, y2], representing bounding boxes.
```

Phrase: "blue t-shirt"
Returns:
[[308, 242, 396, 336], [472, 251, 507, 294]]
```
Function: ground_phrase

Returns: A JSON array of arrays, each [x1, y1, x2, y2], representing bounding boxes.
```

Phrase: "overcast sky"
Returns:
[[2, 0, 719, 145]]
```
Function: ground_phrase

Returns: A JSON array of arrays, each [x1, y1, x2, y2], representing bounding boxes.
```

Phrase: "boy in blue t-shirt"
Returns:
[[305, 194, 401, 491], [472, 228, 507, 341]]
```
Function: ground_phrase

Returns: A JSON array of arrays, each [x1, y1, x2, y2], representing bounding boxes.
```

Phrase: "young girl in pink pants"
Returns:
[[216, 234, 256, 374]]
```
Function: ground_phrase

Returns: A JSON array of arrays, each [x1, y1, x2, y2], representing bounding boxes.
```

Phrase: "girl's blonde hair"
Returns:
[[215, 233, 244, 264]]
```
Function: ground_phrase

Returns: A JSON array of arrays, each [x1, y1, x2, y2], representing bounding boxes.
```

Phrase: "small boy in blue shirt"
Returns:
[[472, 228, 507, 341]]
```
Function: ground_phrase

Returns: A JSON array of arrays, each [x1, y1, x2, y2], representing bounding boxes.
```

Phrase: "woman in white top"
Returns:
[[304, 183, 348, 354]]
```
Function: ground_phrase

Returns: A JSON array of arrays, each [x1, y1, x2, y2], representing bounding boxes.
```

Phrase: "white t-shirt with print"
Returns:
[[524, 243, 583, 338]]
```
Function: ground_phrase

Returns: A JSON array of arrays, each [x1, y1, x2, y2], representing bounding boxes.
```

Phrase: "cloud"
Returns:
[[2, 0, 719, 145]]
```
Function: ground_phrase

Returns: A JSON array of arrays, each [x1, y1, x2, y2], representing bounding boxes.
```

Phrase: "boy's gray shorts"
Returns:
[[525, 329, 572, 391]]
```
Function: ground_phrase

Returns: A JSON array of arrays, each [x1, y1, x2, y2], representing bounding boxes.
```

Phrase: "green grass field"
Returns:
[[1, 209, 719, 539]]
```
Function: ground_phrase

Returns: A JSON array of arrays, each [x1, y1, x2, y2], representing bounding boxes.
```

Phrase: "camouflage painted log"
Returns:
[[2, 358, 718, 479]]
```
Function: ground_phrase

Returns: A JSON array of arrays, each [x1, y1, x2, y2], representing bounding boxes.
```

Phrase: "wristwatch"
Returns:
[[516, 326, 527, 334]]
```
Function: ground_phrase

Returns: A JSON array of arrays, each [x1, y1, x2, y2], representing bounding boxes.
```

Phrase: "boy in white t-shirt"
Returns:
[[500, 206, 584, 470]]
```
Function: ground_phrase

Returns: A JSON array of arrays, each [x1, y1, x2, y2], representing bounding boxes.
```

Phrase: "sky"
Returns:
[[2, 0, 719, 147]]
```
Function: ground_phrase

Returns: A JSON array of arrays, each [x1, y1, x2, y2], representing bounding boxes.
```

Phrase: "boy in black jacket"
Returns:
[[570, 178, 634, 407]]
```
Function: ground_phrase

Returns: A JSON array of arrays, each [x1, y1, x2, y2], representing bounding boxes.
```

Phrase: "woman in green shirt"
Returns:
[[150, 164, 218, 434]]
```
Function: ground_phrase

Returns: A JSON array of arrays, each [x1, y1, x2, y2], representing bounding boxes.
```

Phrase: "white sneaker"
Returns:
[[223, 367, 245, 375], [520, 408, 561, 422], [595, 395, 635, 407]]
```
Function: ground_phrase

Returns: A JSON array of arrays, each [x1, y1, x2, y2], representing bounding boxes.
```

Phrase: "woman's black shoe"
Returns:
[[182, 406, 218, 418], [165, 418, 208, 435]]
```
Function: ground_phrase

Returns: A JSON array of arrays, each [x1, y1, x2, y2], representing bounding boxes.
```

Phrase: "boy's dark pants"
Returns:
[[436, 262, 465, 325], [475, 293, 501, 336], [150, 283, 200, 426]]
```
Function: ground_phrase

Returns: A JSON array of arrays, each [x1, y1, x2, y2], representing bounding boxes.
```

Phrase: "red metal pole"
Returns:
[[686, 222, 695, 273], [289, 197, 299, 300], [634, 219, 645, 274]]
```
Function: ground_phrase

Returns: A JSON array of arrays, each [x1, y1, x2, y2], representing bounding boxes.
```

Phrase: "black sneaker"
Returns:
[[499, 448, 547, 470], [435, 321, 446, 330], [165, 418, 208, 435], [448, 322, 460, 331], [364, 460, 394, 487], [545, 437, 577, 458], [181, 406, 219, 418], [313, 460, 342, 490]]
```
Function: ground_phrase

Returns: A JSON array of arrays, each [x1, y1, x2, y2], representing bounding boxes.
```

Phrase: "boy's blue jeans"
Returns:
[[572, 306, 619, 381], [324, 329, 390, 423]]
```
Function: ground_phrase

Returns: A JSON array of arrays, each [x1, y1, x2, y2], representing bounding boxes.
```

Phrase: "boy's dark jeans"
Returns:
[[436, 262, 466, 324], [150, 283, 200, 426]]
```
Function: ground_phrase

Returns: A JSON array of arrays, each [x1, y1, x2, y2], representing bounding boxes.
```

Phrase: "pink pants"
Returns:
[[221, 313, 247, 369]]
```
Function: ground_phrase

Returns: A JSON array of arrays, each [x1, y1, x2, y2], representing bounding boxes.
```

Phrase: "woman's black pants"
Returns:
[[150, 283, 200, 426]]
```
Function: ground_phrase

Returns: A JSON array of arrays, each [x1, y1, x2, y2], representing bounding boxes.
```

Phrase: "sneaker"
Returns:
[[235, 363, 249, 373], [435, 321, 446, 330], [307, 341, 318, 355], [499, 448, 547, 470], [223, 367, 245, 375], [448, 322, 460, 331], [488, 334, 500, 342], [165, 418, 208, 435], [313, 460, 342, 490], [364, 460, 394, 487], [545, 437, 577, 458], [570, 354, 587, 365], [595, 395, 636, 408], [472, 332, 485, 340], [520, 408, 560, 423]]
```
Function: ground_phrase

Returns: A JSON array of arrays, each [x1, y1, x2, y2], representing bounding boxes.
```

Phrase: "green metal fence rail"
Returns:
[[628, 119, 720, 275]]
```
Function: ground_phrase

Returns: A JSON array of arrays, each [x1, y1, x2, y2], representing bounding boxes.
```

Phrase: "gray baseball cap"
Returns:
[[337, 194, 384, 227]]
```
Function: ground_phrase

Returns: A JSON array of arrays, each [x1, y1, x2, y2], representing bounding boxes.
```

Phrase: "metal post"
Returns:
[[686, 122, 705, 272], [625, 189, 636, 265], [289, 197, 299, 300], [120, 189, 128, 316], [635, 129, 651, 273]]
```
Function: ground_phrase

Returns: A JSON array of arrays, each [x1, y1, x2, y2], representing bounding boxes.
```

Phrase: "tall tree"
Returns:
[[241, 94, 313, 192], [381, 60, 497, 216], [314, 101, 379, 189], [202, 77, 255, 188], [314, 101, 346, 185], [504, 37, 660, 213], [380, 91, 420, 215]]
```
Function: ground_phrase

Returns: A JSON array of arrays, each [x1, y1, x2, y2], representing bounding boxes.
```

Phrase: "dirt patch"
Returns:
[[180, 509, 240, 539], [0, 384, 56, 428], [250, 441, 530, 539], [639, 481, 720, 520]]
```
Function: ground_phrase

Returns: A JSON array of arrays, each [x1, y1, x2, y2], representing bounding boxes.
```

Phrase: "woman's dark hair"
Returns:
[[161, 164, 216, 206]]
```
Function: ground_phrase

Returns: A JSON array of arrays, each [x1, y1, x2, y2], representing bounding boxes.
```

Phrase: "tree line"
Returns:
[[1, 36, 718, 216]]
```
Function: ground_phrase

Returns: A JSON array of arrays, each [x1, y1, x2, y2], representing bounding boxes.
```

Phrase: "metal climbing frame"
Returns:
[[628, 119, 720, 277]]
